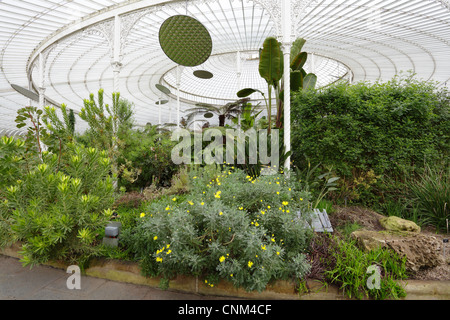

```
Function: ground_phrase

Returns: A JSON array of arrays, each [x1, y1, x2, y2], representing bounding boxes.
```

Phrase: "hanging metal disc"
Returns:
[[156, 100, 169, 105], [155, 84, 171, 95], [204, 112, 214, 119], [194, 70, 214, 79], [159, 15, 212, 67]]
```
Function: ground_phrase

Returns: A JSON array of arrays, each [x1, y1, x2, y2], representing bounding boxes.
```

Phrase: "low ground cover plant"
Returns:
[[324, 235, 408, 300]]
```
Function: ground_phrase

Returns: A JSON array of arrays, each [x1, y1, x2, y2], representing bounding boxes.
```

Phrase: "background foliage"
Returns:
[[291, 75, 449, 211]]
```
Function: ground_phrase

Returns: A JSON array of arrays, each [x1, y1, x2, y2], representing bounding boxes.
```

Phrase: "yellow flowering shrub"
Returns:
[[122, 167, 313, 292]]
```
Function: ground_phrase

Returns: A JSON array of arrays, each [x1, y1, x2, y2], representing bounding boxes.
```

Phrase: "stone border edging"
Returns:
[[2, 243, 449, 300]]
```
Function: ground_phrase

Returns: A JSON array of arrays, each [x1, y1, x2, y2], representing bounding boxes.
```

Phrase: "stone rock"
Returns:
[[379, 216, 421, 233], [351, 230, 443, 273]]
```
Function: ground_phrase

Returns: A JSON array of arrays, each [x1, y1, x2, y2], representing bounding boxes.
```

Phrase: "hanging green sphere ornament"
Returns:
[[159, 15, 212, 67]]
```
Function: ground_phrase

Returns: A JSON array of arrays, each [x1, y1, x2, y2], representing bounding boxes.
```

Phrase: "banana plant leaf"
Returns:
[[290, 38, 307, 64], [237, 88, 265, 98], [303, 74, 318, 90], [259, 37, 284, 87], [291, 52, 308, 71]]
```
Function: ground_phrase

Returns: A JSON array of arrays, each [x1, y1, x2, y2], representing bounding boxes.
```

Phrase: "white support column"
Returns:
[[176, 65, 182, 127], [236, 51, 242, 91], [112, 14, 123, 93], [38, 53, 46, 108], [310, 53, 315, 74], [281, 0, 292, 175], [236, 51, 242, 127], [158, 96, 162, 126]]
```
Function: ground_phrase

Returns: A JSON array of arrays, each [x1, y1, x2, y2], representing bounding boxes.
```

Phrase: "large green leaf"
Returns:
[[291, 52, 308, 71], [290, 38, 306, 64], [237, 88, 265, 98], [303, 73, 317, 90], [290, 70, 304, 92], [259, 37, 283, 87]]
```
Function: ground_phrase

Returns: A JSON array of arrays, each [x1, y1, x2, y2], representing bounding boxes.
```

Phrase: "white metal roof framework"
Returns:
[[1, 0, 449, 135]]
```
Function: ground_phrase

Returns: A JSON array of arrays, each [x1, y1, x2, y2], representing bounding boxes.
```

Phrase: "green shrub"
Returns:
[[0, 136, 31, 195], [0, 144, 116, 267], [122, 167, 313, 292], [325, 236, 408, 300], [405, 164, 449, 232], [291, 75, 449, 204], [117, 126, 179, 190]]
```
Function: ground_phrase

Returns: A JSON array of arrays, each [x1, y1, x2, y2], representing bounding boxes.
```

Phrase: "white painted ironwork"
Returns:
[[0, 0, 449, 134]]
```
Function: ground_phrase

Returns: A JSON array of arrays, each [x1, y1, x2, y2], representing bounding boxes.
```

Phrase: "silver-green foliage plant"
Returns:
[[123, 167, 313, 292], [0, 143, 116, 267]]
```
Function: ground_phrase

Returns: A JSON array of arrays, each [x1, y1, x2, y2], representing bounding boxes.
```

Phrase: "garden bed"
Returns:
[[328, 206, 450, 281], [2, 242, 449, 300]]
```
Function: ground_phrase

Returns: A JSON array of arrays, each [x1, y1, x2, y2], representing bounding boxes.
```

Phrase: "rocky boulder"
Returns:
[[379, 216, 421, 233], [351, 229, 443, 273]]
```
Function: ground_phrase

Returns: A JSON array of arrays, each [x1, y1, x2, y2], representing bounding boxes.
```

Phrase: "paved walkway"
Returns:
[[0, 255, 235, 300]]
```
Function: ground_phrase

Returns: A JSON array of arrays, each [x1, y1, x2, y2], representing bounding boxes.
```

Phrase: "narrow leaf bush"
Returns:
[[0, 143, 116, 267]]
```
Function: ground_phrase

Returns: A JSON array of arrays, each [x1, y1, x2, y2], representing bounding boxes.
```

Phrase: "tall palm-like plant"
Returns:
[[237, 37, 317, 130], [184, 98, 250, 128]]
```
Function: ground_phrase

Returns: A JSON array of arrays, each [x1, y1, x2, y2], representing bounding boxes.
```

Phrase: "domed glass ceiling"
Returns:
[[0, 0, 449, 134], [162, 51, 350, 106]]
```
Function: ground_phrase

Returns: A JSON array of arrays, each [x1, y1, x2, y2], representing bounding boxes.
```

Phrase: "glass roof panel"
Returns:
[[0, 0, 449, 134]]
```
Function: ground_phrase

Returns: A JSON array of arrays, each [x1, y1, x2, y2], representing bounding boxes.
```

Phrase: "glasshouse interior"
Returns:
[[0, 0, 449, 301]]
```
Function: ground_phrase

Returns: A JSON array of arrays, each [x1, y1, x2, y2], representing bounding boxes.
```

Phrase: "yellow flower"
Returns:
[[219, 256, 226, 263], [153, 236, 158, 241], [261, 245, 266, 251], [140, 213, 146, 218], [165, 206, 170, 211], [172, 197, 177, 201], [300, 198, 304, 201], [230, 274, 233, 277], [188, 201, 194, 205], [276, 251, 280, 255], [166, 244, 170, 248], [156, 257, 163, 263], [255, 222, 259, 227], [282, 201, 289, 206], [239, 206, 243, 210], [166, 250, 172, 254], [248, 261, 254, 268], [271, 238, 276, 242], [276, 192, 280, 195], [219, 212, 223, 216], [201, 202, 205, 206]]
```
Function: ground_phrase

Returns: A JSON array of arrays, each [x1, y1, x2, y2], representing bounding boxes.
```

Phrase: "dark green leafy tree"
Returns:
[[79, 89, 134, 185]]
